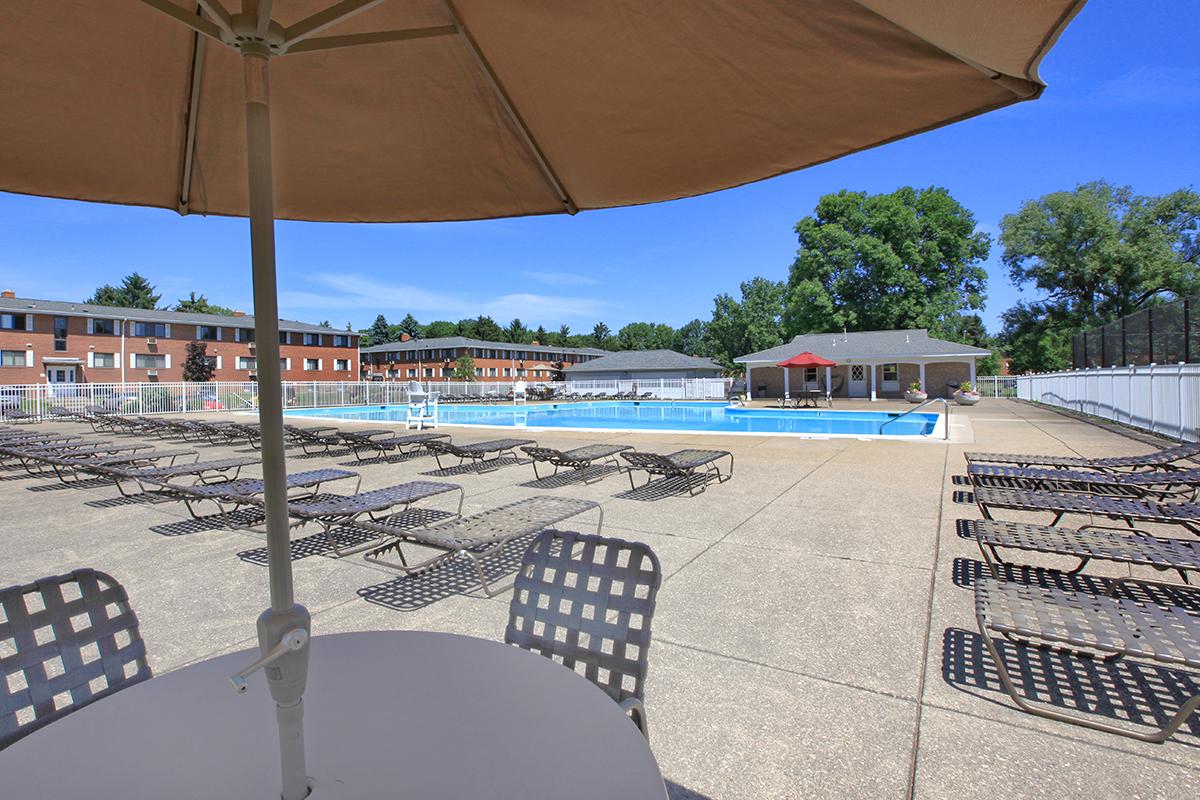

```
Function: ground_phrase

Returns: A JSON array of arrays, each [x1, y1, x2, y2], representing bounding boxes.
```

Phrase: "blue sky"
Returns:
[[1, 1, 1197, 336]]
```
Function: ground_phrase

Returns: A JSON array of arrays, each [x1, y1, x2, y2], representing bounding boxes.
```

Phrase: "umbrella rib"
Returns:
[[138, 0, 225, 43], [283, 0, 388, 47], [442, 0, 578, 215], [177, 17, 207, 214], [194, 0, 235, 39], [286, 26, 458, 55]]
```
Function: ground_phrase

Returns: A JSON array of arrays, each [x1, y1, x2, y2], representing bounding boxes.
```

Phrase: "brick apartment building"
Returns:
[[360, 336, 604, 382], [0, 292, 359, 385]]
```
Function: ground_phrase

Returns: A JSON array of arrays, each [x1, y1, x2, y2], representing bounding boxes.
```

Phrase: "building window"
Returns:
[[52, 316, 68, 351], [407, 368, 416, 377], [280, 358, 289, 370], [502, 367, 511, 377], [92, 352, 116, 368], [803, 367, 818, 385], [304, 358, 320, 371], [303, 333, 321, 346], [236, 328, 255, 343], [197, 325, 220, 341], [1, 350, 27, 367], [333, 334, 351, 347], [387, 369, 399, 378], [882, 363, 899, 389], [279, 331, 290, 345], [134, 354, 167, 369], [91, 318, 116, 335], [487, 367, 497, 377], [0, 314, 29, 331], [133, 322, 167, 337], [334, 359, 349, 371], [475, 367, 482, 376], [423, 368, 433, 377], [203, 355, 218, 369], [441, 368, 452, 377], [238, 357, 257, 370]]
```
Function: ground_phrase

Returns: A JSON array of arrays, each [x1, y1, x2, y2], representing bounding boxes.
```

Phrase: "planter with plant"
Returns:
[[904, 381, 927, 403], [954, 381, 981, 405]]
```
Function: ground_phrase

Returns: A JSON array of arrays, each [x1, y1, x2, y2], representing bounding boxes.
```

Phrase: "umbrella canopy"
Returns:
[[2, 1, 1084, 222], [777, 352, 838, 368], [0, 2, 1084, 797]]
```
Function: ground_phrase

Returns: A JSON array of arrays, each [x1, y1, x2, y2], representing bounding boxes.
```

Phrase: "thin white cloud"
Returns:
[[278, 272, 609, 326], [519, 269, 599, 287]]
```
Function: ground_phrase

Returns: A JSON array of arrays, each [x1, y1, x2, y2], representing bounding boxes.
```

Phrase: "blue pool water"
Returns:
[[285, 401, 939, 437]]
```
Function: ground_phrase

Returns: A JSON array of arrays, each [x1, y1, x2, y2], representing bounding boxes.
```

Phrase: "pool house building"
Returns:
[[735, 329, 991, 400]]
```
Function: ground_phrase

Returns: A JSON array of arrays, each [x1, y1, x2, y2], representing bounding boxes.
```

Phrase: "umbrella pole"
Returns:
[[242, 49, 312, 800]]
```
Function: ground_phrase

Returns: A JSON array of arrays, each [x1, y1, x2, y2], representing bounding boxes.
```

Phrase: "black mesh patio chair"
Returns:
[[505, 529, 661, 740], [964, 443, 1200, 473], [968, 463, 1200, 501], [0, 569, 151, 750], [520, 444, 632, 484], [424, 438, 535, 473], [620, 449, 734, 496], [972, 485, 1200, 536]]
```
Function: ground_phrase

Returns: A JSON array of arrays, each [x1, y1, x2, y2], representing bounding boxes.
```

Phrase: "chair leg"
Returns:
[[619, 697, 650, 742]]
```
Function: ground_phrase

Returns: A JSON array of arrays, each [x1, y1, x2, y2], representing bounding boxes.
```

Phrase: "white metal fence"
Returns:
[[975, 376, 1018, 398], [1015, 363, 1200, 442], [0, 378, 732, 420]]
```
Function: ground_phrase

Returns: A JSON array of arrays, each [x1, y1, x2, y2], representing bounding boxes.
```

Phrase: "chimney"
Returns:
[[1, 290, 15, 299], [400, 333, 411, 342], [232, 310, 246, 317], [530, 340, 540, 346]]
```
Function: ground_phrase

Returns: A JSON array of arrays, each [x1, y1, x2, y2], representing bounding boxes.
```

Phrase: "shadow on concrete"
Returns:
[[335, 450, 429, 468], [613, 474, 719, 502], [951, 489, 975, 505], [356, 532, 536, 611], [942, 626, 1200, 742], [518, 464, 619, 489], [420, 457, 527, 477], [666, 780, 718, 800], [236, 508, 457, 566]]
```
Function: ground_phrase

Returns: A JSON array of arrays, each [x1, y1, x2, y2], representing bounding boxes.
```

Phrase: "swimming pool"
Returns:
[[286, 401, 940, 437]]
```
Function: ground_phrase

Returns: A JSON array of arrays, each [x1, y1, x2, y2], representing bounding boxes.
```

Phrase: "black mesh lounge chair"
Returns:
[[620, 449, 734, 496], [975, 575, 1200, 742], [964, 443, 1200, 473], [283, 424, 348, 455], [37, 448, 200, 485], [156, 468, 361, 530], [968, 464, 1200, 501], [362, 495, 602, 596], [425, 438, 535, 473], [277, 481, 464, 557], [0, 408, 37, 424], [967, 518, 1200, 580], [89, 455, 260, 497], [339, 430, 450, 462], [520, 444, 632, 484], [506, 529, 661, 739], [972, 485, 1200, 536], [0, 569, 151, 750]]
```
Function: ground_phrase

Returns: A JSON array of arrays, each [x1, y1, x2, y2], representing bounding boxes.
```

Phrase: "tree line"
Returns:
[[86, 181, 1199, 377]]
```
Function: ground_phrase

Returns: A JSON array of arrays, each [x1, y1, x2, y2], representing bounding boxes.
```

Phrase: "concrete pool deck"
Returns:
[[1, 399, 1196, 798]]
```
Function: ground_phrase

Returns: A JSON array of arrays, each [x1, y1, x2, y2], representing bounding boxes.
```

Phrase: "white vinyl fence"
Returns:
[[1016, 363, 1200, 442], [0, 378, 732, 420]]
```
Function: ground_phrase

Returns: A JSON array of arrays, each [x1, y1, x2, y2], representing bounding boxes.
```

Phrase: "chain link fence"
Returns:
[[1073, 295, 1198, 368]]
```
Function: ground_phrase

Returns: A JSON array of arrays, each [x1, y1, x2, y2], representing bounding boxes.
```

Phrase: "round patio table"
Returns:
[[0, 631, 667, 799]]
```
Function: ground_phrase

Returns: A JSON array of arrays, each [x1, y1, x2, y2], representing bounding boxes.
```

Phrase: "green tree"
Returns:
[[784, 187, 989, 338], [552, 324, 571, 347], [424, 320, 457, 339], [505, 318, 530, 344], [452, 353, 476, 381], [86, 272, 161, 309], [941, 313, 1001, 375], [361, 314, 391, 347], [533, 325, 549, 345], [550, 360, 567, 381], [181, 341, 214, 382], [591, 322, 612, 347], [997, 302, 1073, 373], [1001, 181, 1200, 323], [615, 322, 675, 351], [473, 315, 504, 342], [705, 277, 786, 369], [397, 314, 422, 339], [673, 319, 708, 356], [174, 292, 234, 315]]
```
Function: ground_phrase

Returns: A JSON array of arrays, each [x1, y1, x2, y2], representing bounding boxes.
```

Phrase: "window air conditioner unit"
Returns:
[[146, 337, 157, 345], [247, 341, 256, 349], [146, 370, 158, 377], [248, 372, 258, 380]]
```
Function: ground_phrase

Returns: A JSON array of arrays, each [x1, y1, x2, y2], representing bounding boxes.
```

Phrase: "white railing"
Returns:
[[974, 376, 1018, 398], [1015, 363, 1200, 442], [0, 378, 733, 420]]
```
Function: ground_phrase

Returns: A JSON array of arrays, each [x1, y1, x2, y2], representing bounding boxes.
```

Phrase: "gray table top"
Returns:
[[0, 630, 667, 799]]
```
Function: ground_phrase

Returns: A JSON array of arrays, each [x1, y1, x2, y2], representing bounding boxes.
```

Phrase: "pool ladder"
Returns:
[[878, 397, 950, 440]]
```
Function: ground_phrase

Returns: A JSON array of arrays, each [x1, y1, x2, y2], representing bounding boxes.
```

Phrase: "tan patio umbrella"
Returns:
[[0, 2, 1084, 797]]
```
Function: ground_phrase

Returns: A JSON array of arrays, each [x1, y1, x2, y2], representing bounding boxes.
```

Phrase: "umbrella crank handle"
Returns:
[[229, 628, 309, 693]]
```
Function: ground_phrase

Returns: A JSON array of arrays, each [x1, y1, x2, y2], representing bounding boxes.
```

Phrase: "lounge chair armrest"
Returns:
[[1104, 575, 1199, 598], [618, 696, 649, 740]]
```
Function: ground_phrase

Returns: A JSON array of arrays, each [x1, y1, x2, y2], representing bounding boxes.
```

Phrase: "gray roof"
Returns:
[[361, 336, 605, 357], [564, 349, 724, 373], [735, 329, 990, 363], [0, 295, 344, 336]]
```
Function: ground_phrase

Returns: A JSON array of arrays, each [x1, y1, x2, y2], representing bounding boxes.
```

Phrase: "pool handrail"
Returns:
[[879, 398, 950, 440]]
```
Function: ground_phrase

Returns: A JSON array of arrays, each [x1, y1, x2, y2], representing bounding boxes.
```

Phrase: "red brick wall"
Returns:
[[361, 353, 580, 382], [0, 313, 357, 384]]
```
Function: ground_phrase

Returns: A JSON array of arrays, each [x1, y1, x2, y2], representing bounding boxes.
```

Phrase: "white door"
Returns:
[[47, 366, 76, 384], [847, 364, 867, 397]]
